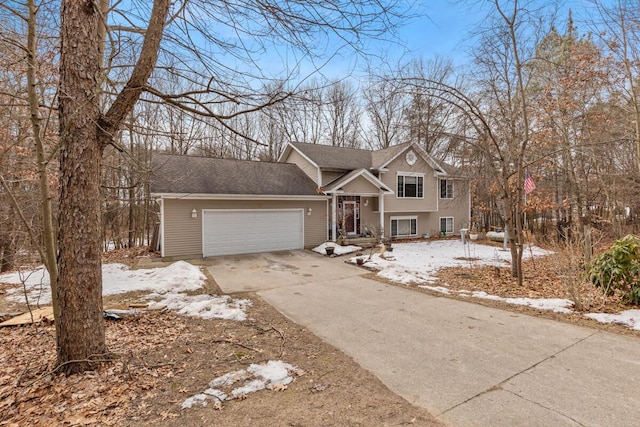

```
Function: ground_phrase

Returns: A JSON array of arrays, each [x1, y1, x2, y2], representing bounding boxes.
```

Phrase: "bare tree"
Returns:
[[323, 80, 362, 147], [56, 0, 406, 374], [362, 75, 407, 149]]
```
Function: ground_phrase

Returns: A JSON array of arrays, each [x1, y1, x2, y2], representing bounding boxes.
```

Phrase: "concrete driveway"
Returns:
[[206, 250, 640, 426], [205, 250, 363, 293]]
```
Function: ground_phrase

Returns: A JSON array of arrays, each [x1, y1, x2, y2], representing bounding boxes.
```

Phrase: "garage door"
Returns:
[[202, 209, 304, 257]]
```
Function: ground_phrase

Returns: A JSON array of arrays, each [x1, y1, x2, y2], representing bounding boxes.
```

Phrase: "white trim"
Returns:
[[323, 168, 394, 194], [159, 198, 165, 258], [342, 200, 359, 235], [331, 193, 337, 241], [201, 208, 305, 257], [378, 142, 446, 175], [277, 143, 319, 169], [390, 215, 418, 237], [396, 171, 425, 199], [383, 209, 437, 213], [439, 178, 454, 199], [151, 193, 328, 201], [278, 143, 322, 185], [379, 189, 385, 237], [439, 216, 455, 234]]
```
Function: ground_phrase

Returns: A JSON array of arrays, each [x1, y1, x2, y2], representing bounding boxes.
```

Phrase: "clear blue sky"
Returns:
[[303, 0, 597, 79]]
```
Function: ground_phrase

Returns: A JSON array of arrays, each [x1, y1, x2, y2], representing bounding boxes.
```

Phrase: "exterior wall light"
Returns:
[[191, 208, 197, 218], [307, 208, 312, 216]]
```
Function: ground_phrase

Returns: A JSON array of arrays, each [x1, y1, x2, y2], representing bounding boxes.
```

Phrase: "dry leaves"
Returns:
[[0, 311, 188, 426]]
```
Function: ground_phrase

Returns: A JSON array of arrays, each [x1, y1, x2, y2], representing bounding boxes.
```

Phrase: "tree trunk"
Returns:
[[27, 0, 59, 316], [57, 0, 107, 374], [57, 0, 169, 374]]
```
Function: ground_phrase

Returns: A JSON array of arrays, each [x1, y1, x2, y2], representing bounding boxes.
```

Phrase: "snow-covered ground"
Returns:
[[348, 240, 639, 330], [0, 261, 250, 321], [352, 240, 550, 284]]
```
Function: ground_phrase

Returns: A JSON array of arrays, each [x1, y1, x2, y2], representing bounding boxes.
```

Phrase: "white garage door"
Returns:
[[202, 209, 304, 257]]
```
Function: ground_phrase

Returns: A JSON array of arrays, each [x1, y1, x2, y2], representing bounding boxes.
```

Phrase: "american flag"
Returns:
[[524, 171, 536, 195]]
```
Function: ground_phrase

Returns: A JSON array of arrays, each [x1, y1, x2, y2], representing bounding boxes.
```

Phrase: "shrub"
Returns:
[[588, 234, 640, 304]]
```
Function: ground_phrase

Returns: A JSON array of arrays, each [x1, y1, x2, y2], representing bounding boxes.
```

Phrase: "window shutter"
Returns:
[[397, 176, 404, 197], [418, 177, 423, 198]]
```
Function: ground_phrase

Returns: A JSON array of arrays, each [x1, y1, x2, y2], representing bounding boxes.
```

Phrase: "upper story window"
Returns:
[[397, 173, 424, 198], [440, 179, 454, 199]]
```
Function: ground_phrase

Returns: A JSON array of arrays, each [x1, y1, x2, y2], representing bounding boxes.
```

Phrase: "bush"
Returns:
[[588, 234, 640, 304]]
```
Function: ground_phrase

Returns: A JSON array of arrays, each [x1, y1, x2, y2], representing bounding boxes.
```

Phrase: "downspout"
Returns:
[[331, 193, 337, 242], [159, 197, 165, 258], [379, 189, 385, 241]]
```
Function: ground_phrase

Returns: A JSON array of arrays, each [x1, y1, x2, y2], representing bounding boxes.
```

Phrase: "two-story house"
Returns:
[[151, 141, 469, 259]]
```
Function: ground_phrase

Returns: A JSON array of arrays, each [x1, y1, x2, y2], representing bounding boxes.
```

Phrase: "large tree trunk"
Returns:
[[57, 0, 107, 374], [57, 0, 169, 374]]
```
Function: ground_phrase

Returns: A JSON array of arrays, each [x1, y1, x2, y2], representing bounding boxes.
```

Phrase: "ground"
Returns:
[[0, 259, 440, 427], [2, 238, 639, 426]]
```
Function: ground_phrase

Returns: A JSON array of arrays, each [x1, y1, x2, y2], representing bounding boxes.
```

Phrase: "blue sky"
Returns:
[[303, 0, 597, 79]]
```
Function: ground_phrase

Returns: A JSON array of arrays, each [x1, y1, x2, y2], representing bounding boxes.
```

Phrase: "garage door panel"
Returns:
[[203, 210, 303, 257]]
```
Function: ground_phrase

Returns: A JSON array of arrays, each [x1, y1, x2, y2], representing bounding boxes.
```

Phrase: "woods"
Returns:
[[1, 0, 640, 375]]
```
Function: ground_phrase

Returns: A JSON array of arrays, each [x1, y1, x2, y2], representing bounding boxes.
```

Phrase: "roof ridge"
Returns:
[[153, 152, 288, 166]]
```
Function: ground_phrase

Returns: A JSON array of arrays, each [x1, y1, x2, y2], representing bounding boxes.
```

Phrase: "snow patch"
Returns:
[[0, 261, 206, 305], [312, 242, 362, 256], [585, 310, 640, 330], [148, 293, 251, 321], [182, 360, 297, 410]]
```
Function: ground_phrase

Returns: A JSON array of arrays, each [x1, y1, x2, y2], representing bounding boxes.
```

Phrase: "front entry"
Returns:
[[342, 201, 358, 235]]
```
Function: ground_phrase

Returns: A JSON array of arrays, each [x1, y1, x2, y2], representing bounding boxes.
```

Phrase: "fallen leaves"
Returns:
[[0, 311, 189, 426]]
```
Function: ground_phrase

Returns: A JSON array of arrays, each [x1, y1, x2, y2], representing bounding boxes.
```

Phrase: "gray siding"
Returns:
[[283, 150, 319, 184], [322, 171, 345, 186], [381, 154, 438, 212], [341, 176, 381, 195], [163, 198, 328, 258]]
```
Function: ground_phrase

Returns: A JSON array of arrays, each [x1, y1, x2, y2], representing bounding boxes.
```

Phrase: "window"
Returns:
[[440, 179, 454, 199], [397, 174, 424, 198], [391, 217, 418, 237], [440, 217, 454, 234]]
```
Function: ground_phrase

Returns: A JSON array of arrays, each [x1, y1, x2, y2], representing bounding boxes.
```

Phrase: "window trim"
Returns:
[[439, 179, 454, 199], [439, 217, 454, 234], [391, 216, 418, 237], [397, 172, 425, 199]]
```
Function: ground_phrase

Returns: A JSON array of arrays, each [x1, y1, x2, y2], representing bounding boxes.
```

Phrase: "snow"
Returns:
[[0, 261, 206, 304], [585, 310, 640, 330], [355, 240, 551, 285], [312, 241, 362, 256], [471, 291, 574, 314], [182, 360, 297, 409], [0, 261, 250, 321], [417, 286, 573, 313], [147, 293, 251, 322], [363, 241, 572, 314]]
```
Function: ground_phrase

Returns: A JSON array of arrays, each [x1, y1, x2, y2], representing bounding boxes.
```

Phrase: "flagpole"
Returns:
[[524, 185, 527, 231]]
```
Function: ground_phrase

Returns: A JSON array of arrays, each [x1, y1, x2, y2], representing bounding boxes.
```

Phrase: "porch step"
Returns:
[[341, 237, 378, 248]]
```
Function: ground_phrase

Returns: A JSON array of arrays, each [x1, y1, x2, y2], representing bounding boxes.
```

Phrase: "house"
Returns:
[[151, 142, 470, 259]]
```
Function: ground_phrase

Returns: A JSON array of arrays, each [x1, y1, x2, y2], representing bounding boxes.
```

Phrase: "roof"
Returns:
[[288, 142, 372, 170], [322, 168, 394, 194], [286, 141, 460, 176], [150, 154, 321, 196]]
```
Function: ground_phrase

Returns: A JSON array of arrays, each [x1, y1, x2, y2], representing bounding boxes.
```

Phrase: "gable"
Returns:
[[281, 148, 320, 184], [339, 175, 385, 195]]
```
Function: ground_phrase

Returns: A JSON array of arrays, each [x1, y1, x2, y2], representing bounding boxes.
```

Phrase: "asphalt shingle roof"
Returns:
[[289, 142, 372, 170], [150, 154, 320, 196]]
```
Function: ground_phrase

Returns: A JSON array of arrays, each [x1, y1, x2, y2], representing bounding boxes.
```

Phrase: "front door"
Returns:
[[343, 201, 358, 235]]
